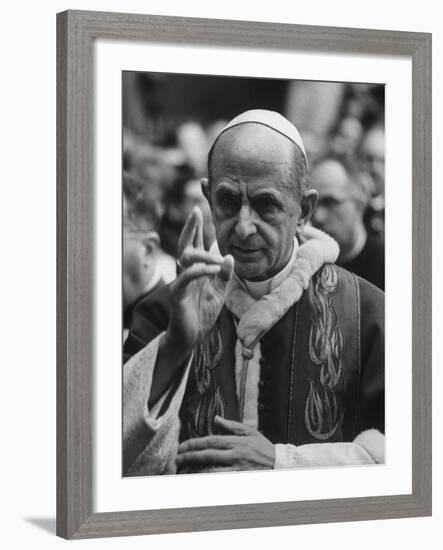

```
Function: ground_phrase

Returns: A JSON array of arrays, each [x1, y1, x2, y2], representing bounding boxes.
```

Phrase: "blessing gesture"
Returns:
[[149, 207, 234, 407], [168, 206, 234, 355]]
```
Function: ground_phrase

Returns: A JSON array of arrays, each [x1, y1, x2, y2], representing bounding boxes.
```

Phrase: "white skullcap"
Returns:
[[210, 109, 308, 165]]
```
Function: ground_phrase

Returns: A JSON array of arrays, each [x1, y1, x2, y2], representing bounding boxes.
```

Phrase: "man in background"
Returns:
[[310, 156, 384, 290], [123, 172, 175, 340]]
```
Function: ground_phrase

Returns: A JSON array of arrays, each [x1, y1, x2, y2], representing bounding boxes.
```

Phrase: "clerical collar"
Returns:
[[238, 240, 299, 299], [210, 239, 299, 300]]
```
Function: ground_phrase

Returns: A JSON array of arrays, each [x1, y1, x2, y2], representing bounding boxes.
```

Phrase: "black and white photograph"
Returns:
[[1, 0, 437, 545], [122, 72, 385, 477]]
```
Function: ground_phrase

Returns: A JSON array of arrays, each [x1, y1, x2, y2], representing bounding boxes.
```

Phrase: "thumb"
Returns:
[[214, 415, 251, 435], [218, 254, 234, 282]]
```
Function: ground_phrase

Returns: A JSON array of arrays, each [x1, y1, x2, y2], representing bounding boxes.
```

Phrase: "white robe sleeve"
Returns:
[[123, 332, 192, 476], [274, 429, 385, 469]]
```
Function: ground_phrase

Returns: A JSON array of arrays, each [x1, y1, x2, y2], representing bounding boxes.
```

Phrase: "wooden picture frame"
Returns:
[[56, 9, 432, 539]]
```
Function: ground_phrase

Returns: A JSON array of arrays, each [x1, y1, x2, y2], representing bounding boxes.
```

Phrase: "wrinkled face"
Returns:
[[310, 160, 361, 249], [206, 124, 306, 281]]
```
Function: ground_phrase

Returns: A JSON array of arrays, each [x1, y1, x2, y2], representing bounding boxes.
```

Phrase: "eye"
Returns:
[[215, 190, 241, 215], [320, 197, 342, 208], [252, 196, 281, 219]]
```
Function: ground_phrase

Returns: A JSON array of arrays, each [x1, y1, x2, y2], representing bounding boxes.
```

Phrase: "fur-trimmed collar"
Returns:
[[224, 227, 339, 352]]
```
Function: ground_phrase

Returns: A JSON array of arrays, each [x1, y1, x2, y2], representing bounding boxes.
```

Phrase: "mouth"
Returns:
[[231, 245, 262, 261]]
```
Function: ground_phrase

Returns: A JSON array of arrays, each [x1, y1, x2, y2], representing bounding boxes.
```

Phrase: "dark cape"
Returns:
[[123, 278, 165, 330], [339, 233, 385, 291]]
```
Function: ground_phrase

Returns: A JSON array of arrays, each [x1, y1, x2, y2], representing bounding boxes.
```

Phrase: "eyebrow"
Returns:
[[214, 180, 241, 193], [215, 182, 284, 200], [249, 190, 284, 206], [215, 185, 241, 195]]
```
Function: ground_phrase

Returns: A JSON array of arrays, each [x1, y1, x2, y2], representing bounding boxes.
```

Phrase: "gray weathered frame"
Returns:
[[56, 9, 432, 539]]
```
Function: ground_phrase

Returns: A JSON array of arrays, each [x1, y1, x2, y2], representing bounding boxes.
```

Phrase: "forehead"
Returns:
[[123, 228, 143, 242], [210, 124, 297, 189], [310, 160, 349, 197]]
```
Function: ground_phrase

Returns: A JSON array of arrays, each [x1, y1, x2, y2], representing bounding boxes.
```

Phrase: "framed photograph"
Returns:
[[57, 10, 431, 539]]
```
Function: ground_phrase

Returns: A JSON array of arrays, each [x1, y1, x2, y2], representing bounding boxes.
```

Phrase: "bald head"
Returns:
[[311, 157, 368, 210], [208, 123, 308, 201], [311, 159, 350, 197], [310, 157, 367, 258]]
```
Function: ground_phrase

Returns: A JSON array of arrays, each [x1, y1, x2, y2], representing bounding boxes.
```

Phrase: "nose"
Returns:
[[235, 204, 257, 241]]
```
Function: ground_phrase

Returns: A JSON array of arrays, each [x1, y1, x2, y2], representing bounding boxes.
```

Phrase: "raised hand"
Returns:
[[166, 207, 234, 357], [148, 207, 233, 407]]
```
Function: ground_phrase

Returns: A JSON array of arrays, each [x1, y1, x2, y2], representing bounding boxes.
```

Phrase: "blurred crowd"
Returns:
[[122, 74, 385, 331]]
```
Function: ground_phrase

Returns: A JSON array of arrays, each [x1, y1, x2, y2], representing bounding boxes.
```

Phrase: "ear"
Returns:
[[297, 190, 318, 232], [141, 231, 160, 257], [201, 178, 211, 205]]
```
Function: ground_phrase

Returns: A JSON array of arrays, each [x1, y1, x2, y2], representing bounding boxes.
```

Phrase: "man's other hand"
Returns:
[[176, 416, 275, 472]]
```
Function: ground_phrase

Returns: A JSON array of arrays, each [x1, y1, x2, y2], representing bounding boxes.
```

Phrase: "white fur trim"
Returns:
[[274, 430, 385, 469], [353, 429, 385, 464], [225, 227, 339, 423], [225, 227, 339, 349]]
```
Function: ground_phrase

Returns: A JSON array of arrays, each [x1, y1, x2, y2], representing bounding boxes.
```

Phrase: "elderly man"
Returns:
[[310, 156, 385, 290], [123, 110, 384, 476]]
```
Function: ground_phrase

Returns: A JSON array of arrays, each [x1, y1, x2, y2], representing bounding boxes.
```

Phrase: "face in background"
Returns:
[[310, 159, 363, 255], [122, 227, 159, 308], [359, 126, 385, 197], [203, 124, 316, 281]]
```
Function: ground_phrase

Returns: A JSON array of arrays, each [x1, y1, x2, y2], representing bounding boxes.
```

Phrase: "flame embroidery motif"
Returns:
[[186, 325, 225, 438], [186, 386, 225, 438], [306, 265, 344, 440], [193, 326, 222, 395]]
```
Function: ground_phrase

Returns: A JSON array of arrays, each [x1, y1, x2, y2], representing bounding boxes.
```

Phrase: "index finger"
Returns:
[[177, 207, 199, 255], [192, 206, 204, 250], [214, 415, 253, 436], [178, 435, 237, 453]]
